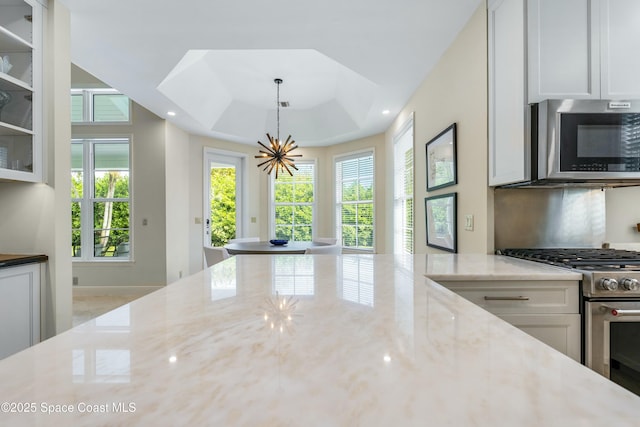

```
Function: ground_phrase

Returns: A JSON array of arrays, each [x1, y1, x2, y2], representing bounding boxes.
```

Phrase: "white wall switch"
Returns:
[[465, 214, 474, 231]]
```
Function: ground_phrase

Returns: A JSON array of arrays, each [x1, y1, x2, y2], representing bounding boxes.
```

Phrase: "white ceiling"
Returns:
[[58, 0, 482, 146]]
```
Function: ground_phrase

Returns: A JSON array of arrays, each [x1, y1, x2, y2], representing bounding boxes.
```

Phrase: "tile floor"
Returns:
[[72, 294, 142, 327]]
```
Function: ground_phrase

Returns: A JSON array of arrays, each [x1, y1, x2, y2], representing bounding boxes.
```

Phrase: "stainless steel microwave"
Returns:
[[529, 100, 640, 186]]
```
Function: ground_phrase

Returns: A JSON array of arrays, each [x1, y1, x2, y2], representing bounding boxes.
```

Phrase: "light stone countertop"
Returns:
[[0, 254, 638, 426]]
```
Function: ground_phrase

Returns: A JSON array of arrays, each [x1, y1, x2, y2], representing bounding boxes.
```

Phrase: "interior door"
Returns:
[[204, 150, 245, 247]]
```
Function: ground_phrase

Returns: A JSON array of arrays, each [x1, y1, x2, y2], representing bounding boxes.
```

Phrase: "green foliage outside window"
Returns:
[[210, 167, 237, 246], [274, 165, 314, 241], [71, 141, 131, 258], [337, 154, 374, 250]]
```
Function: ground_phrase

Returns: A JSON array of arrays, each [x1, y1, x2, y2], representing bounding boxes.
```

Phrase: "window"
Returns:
[[72, 138, 131, 261], [71, 89, 131, 123], [394, 117, 414, 254], [271, 161, 315, 241], [335, 151, 374, 251]]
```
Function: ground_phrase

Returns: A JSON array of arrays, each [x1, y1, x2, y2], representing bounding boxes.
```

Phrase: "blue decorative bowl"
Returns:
[[269, 239, 289, 246]]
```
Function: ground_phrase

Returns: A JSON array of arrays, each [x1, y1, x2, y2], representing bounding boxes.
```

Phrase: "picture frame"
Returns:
[[425, 123, 457, 191], [425, 192, 457, 253]]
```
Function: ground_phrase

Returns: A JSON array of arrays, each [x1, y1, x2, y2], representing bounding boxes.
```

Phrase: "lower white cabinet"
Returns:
[[438, 280, 581, 362], [0, 263, 41, 359]]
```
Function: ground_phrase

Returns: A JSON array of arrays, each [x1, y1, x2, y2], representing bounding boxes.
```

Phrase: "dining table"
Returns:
[[224, 240, 328, 255]]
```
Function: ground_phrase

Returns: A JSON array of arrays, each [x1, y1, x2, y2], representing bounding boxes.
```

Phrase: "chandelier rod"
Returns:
[[275, 78, 282, 142]]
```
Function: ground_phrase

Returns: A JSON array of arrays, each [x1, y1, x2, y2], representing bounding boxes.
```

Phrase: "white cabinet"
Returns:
[[0, 0, 43, 182], [600, 0, 640, 99], [527, 0, 599, 102], [0, 262, 41, 359], [488, 0, 530, 186], [527, 0, 640, 102], [439, 280, 581, 361]]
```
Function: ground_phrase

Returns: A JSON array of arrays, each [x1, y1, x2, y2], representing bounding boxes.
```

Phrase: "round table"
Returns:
[[224, 241, 328, 255]]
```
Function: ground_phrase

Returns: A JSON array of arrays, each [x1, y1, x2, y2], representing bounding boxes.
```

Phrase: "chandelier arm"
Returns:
[[257, 141, 276, 154], [257, 159, 275, 168], [281, 162, 295, 176], [266, 160, 278, 175], [284, 144, 299, 153], [282, 158, 299, 169]]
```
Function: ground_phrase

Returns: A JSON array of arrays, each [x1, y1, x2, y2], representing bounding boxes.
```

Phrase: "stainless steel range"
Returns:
[[498, 248, 640, 396]]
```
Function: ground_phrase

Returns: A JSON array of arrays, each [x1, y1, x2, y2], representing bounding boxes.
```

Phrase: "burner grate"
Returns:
[[499, 248, 640, 270]]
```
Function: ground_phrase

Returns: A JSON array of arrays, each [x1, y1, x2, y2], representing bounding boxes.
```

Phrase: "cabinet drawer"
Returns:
[[440, 280, 579, 314]]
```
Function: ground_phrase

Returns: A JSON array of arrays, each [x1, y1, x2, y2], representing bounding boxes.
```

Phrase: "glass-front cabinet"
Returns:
[[0, 0, 42, 182]]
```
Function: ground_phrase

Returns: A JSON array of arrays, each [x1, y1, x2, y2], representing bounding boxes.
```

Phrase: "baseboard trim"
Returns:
[[72, 285, 163, 297]]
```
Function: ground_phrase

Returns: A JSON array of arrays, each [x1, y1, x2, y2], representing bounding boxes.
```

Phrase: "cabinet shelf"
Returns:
[[0, 71, 32, 92], [0, 25, 32, 52], [0, 120, 32, 136]]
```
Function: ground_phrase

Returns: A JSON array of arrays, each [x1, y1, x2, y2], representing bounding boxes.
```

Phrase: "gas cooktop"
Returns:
[[498, 248, 640, 270], [498, 248, 640, 297]]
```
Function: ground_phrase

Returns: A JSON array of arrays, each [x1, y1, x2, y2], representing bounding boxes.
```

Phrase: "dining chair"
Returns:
[[227, 237, 260, 243], [313, 237, 338, 245], [304, 245, 342, 255], [203, 246, 230, 267]]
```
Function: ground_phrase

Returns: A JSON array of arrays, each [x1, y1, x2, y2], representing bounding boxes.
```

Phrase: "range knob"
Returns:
[[620, 278, 640, 291], [599, 278, 619, 291]]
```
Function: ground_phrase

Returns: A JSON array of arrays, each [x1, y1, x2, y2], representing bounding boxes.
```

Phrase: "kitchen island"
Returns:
[[0, 254, 638, 426]]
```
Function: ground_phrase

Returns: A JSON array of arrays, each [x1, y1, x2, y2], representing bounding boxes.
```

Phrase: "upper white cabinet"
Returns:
[[488, 0, 530, 186], [528, 0, 640, 103], [0, 0, 43, 182], [600, 0, 640, 99], [527, 0, 599, 102]]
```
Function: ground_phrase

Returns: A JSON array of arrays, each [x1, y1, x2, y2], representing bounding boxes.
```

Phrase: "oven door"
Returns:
[[585, 300, 640, 395]]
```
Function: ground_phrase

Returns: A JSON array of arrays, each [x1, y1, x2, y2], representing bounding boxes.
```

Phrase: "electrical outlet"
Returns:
[[73, 276, 79, 286], [465, 214, 474, 231]]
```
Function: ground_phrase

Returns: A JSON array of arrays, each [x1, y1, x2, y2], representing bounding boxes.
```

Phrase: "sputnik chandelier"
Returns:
[[255, 78, 301, 178]]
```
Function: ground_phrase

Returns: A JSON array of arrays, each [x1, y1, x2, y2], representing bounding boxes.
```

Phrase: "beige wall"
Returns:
[[165, 122, 190, 284], [385, 4, 491, 254], [606, 186, 640, 246]]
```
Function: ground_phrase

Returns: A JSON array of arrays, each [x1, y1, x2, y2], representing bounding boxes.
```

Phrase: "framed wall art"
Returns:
[[425, 192, 457, 253], [425, 123, 457, 191]]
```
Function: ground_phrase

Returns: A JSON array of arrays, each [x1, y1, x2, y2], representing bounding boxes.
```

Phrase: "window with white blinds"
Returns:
[[271, 161, 315, 241], [335, 151, 374, 251], [394, 117, 414, 254]]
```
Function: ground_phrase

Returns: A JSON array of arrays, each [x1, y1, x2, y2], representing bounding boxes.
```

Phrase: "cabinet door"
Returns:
[[0, 0, 43, 182], [600, 0, 640, 98], [528, 0, 599, 102], [488, 0, 529, 186], [500, 314, 581, 362], [0, 264, 40, 359]]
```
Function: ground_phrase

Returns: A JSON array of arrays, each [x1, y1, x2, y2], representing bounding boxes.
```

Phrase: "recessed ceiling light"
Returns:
[[382, 109, 390, 115], [167, 111, 176, 116]]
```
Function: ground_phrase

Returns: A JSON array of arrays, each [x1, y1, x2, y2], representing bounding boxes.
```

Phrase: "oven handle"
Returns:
[[606, 307, 640, 317]]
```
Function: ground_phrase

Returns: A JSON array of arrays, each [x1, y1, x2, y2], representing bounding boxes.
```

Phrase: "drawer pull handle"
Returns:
[[483, 296, 530, 301]]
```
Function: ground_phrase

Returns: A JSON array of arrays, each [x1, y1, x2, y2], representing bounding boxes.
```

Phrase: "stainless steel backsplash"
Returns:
[[494, 187, 606, 249]]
